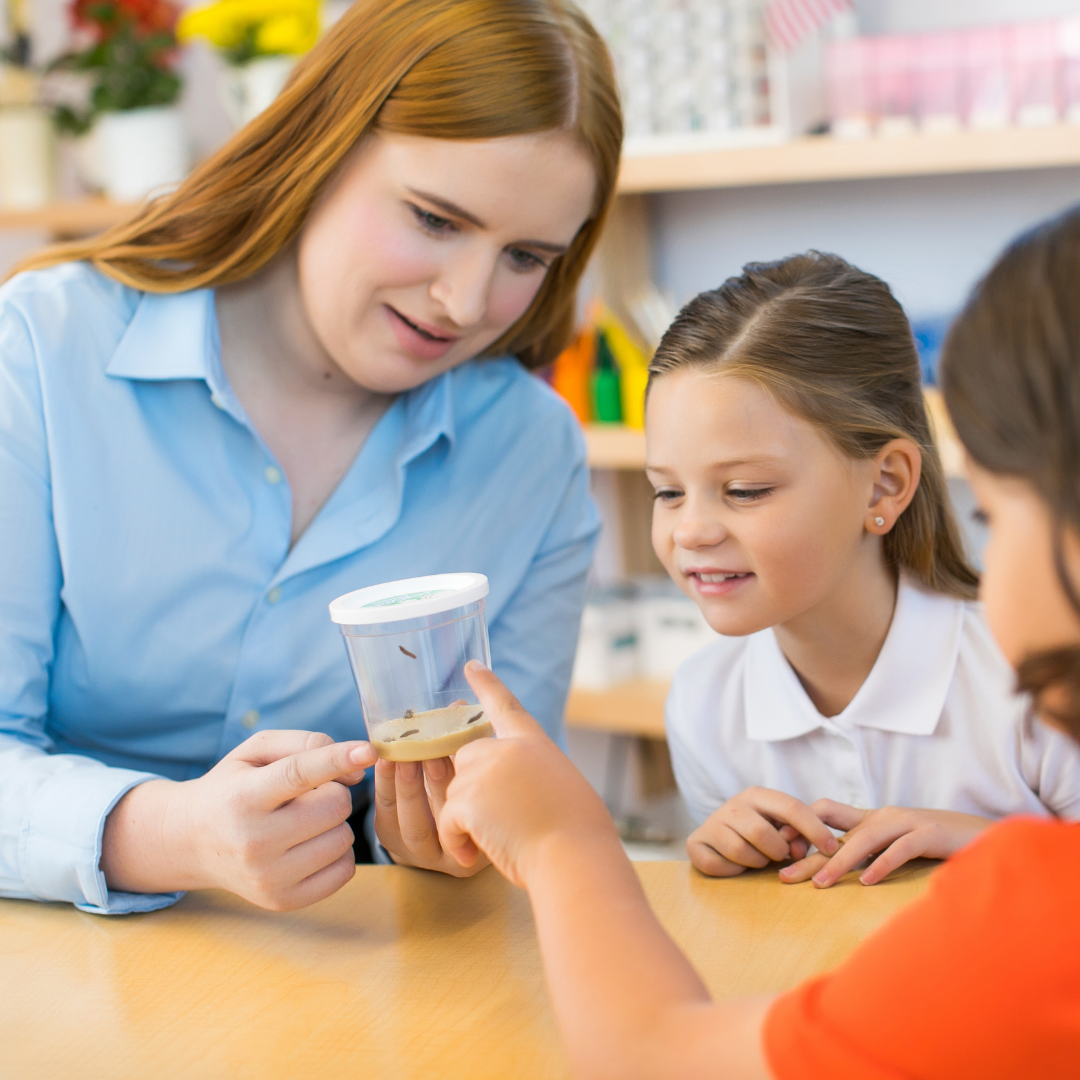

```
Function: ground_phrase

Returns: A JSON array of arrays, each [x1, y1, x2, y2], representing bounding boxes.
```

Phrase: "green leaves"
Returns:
[[50, 6, 182, 133]]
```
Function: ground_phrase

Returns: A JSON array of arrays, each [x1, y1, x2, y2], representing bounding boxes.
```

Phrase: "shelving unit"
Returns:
[[564, 679, 668, 739], [584, 388, 964, 476], [0, 198, 135, 239], [618, 124, 1080, 194]]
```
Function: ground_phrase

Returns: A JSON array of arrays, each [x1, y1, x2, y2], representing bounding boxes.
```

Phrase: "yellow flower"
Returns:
[[178, 0, 320, 56], [256, 14, 319, 54]]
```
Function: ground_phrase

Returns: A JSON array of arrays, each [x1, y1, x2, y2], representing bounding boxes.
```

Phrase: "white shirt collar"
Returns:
[[744, 578, 966, 742]]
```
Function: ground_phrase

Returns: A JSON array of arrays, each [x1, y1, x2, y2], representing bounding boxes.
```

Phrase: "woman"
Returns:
[[0, 0, 621, 914], [437, 205, 1080, 1078]]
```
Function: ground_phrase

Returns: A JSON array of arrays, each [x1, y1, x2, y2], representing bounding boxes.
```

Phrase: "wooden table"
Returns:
[[0, 859, 935, 1080]]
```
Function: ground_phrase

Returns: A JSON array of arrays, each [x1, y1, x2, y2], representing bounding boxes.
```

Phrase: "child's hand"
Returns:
[[102, 730, 377, 910], [686, 787, 840, 877], [372, 755, 491, 877], [779, 800, 993, 887], [437, 661, 621, 889]]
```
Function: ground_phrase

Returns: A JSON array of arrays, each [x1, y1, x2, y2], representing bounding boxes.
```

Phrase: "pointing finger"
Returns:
[[463, 661, 545, 740], [249, 740, 376, 811]]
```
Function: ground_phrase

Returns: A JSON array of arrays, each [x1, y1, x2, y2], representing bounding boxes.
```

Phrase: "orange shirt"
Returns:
[[764, 817, 1080, 1080]]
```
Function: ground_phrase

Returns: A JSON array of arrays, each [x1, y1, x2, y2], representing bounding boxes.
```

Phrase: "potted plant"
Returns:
[[52, 0, 189, 203], [178, 0, 320, 129]]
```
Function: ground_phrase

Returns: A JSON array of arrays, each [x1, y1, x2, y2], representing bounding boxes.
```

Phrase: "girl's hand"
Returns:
[[102, 729, 377, 910], [437, 661, 621, 889], [686, 787, 840, 877], [779, 800, 993, 888], [372, 755, 491, 877]]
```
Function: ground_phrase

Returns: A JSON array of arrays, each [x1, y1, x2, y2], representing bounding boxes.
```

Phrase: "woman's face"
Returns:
[[646, 370, 884, 636], [296, 131, 596, 393], [967, 462, 1080, 668]]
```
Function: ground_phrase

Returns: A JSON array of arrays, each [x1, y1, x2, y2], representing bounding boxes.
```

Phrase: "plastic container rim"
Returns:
[[329, 572, 489, 626]]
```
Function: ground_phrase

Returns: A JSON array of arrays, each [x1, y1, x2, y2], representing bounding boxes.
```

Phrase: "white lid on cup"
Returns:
[[329, 573, 489, 626]]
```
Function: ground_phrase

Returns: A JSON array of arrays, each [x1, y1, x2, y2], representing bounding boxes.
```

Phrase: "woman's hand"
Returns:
[[101, 729, 376, 910], [372, 755, 491, 877], [436, 661, 622, 889], [686, 787, 840, 878], [779, 800, 993, 888]]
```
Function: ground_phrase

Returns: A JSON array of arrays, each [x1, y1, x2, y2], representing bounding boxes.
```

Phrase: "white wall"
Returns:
[[651, 166, 1080, 319]]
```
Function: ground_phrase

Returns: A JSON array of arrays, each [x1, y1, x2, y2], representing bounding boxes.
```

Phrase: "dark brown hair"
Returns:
[[648, 251, 979, 600], [10, 0, 622, 370], [941, 205, 1080, 739]]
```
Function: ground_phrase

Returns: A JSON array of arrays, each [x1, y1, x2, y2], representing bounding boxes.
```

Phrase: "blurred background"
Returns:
[[1, 0, 1077, 856]]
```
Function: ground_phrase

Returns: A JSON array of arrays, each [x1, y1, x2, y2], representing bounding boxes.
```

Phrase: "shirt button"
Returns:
[[241, 709, 260, 729], [266, 587, 282, 605], [264, 466, 282, 485], [210, 394, 226, 410]]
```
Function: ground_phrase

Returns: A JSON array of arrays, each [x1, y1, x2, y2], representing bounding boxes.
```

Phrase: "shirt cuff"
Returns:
[[21, 762, 184, 914]]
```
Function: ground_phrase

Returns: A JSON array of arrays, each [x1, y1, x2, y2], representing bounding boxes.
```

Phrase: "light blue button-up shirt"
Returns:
[[0, 263, 599, 914]]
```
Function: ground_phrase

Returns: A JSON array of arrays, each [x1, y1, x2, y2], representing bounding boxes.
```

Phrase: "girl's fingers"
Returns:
[[687, 836, 750, 877], [860, 834, 922, 885], [709, 823, 773, 869], [727, 805, 796, 863], [809, 798, 868, 834], [811, 822, 902, 888], [463, 661, 545, 739], [746, 790, 839, 858], [779, 850, 829, 883]]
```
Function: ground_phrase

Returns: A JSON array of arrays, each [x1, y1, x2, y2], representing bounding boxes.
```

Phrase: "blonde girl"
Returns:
[[648, 252, 1080, 888]]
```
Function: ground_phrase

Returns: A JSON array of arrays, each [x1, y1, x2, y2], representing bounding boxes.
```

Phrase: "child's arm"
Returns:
[[779, 800, 993, 888], [687, 788, 840, 878], [440, 663, 775, 1080]]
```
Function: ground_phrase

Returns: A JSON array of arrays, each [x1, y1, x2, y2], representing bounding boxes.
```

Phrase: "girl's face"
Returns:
[[966, 462, 1080, 668], [296, 131, 596, 393], [647, 370, 900, 636]]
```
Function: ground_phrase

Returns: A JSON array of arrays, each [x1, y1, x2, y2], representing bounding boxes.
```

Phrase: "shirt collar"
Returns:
[[745, 577, 966, 742], [103, 287, 458, 452], [104, 288, 219, 384]]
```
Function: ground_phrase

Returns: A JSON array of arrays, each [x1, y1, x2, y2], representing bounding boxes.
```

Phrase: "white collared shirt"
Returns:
[[666, 578, 1080, 826]]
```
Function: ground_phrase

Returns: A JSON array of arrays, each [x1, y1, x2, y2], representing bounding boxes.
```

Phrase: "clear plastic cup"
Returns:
[[330, 573, 493, 761]]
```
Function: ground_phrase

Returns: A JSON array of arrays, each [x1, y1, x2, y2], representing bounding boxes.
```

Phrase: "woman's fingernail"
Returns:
[[812, 871, 829, 886], [824, 838, 839, 855], [860, 871, 873, 885], [464, 659, 488, 672]]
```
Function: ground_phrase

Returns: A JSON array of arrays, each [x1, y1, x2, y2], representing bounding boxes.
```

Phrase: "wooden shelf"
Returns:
[[0, 198, 136, 237], [618, 124, 1080, 194], [584, 389, 965, 478], [583, 422, 647, 469], [565, 678, 668, 739]]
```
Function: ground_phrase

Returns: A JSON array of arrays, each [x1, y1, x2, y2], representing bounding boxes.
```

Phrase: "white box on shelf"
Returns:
[[571, 590, 640, 691], [634, 579, 718, 680]]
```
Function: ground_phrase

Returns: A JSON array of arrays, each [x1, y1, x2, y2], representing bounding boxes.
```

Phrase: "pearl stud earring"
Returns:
[[874, 516, 885, 527]]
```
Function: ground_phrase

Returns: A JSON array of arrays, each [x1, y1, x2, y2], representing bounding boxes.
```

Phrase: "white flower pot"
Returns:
[[0, 106, 55, 209], [219, 55, 296, 129], [96, 105, 190, 203]]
